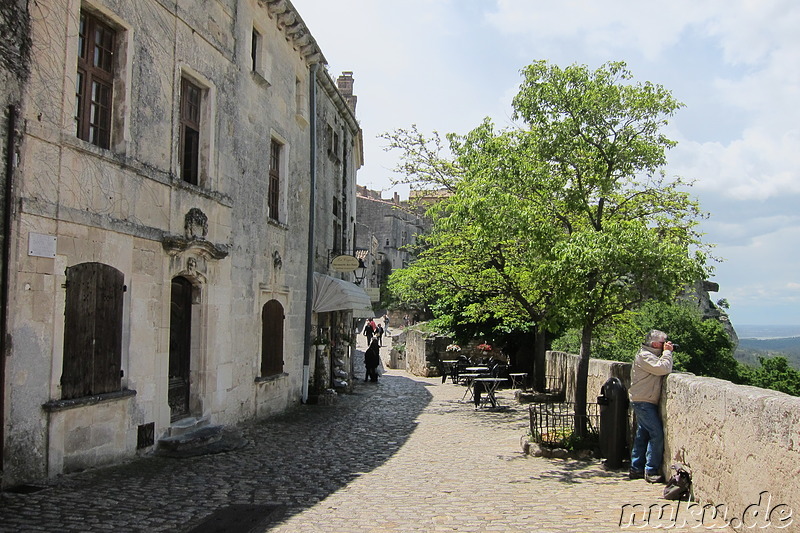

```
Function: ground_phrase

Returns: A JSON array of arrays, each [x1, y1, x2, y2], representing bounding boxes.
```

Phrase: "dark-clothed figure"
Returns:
[[629, 329, 674, 484], [364, 338, 381, 383], [375, 324, 384, 347], [363, 319, 375, 344]]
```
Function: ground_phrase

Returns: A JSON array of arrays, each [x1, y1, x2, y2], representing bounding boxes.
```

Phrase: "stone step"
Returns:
[[165, 416, 210, 437], [156, 424, 247, 458]]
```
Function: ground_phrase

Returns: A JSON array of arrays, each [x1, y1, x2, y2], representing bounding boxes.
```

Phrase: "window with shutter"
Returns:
[[61, 263, 124, 399]]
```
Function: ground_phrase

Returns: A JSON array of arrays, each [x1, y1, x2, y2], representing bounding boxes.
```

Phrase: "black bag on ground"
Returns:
[[663, 464, 692, 500]]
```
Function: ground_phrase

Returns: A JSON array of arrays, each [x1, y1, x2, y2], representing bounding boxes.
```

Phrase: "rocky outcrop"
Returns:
[[680, 280, 739, 349]]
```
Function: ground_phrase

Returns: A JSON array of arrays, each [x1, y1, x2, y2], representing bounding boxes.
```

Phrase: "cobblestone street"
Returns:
[[0, 334, 728, 532]]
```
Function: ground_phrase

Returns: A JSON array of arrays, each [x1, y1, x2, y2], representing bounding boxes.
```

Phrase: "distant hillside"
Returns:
[[735, 336, 800, 370]]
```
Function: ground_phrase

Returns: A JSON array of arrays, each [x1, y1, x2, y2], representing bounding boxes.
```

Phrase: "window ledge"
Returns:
[[43, 389, 137, 413], [251, 70, 271, 88], [255, 373, 288, 384], [266, 218, 288, 231]]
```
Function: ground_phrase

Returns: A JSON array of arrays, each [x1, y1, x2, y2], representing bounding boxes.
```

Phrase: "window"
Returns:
[[76, 11, 115, 149], [251, 28, 260, 72], [268, 139, 281, 220], [327, 125, 340, 161], [333, 220, 341, 254], [61, 262, 125, 399], [261, 300, 284, 376], [180, 77, 201, 185]]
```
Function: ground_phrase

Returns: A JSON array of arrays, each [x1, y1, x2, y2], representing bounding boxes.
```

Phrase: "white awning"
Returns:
[[312, 273, 373, 318]]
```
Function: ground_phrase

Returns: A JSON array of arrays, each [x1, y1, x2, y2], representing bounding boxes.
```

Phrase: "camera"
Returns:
[[669, 343, 680, 351]]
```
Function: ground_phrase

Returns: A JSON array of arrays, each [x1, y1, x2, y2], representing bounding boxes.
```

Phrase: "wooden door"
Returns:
[[261, 300, 284, 376], [168, 276, 192, 421]]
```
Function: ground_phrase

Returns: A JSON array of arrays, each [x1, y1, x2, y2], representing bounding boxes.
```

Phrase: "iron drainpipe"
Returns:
[[301, 64, 319, 403], [1, 105, 18, 459]]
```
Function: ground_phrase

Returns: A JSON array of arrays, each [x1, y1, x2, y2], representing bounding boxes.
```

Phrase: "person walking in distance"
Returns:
[[364, 338, 381, 383], [363, 318, 375, 345], [628, 329, 674, 483]]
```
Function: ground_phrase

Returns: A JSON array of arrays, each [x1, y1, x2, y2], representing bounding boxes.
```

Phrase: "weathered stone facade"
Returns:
[[355, 186, 426, 289], [2, 0, 364, 486]]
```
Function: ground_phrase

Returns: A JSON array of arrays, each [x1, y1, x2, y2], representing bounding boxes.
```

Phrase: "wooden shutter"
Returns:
[[62, 263, 124, 399]]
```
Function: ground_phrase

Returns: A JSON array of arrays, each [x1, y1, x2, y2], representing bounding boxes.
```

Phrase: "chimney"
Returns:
[[337, 71, 357, 113]]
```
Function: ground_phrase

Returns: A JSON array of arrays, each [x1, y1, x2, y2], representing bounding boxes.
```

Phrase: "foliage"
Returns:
[[554, 300, 739, 382], [553, 300, 800, 396], [312, 335, 329, 346], [738, 356, 800, 396]]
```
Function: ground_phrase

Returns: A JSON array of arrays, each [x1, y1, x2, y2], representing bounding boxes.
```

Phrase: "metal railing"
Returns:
[[528, 402, 599, 448]]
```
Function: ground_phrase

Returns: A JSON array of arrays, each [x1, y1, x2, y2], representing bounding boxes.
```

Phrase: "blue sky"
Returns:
[[291, 0, 800, 328]]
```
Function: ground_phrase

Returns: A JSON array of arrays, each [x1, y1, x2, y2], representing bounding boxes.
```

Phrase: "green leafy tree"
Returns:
[[510, 61, 708, 435], [386, 61, 710, 434]]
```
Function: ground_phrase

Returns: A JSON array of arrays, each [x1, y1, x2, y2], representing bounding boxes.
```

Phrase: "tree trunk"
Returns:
[[574, 324, 592, 439], [533, 326, 547, 392]]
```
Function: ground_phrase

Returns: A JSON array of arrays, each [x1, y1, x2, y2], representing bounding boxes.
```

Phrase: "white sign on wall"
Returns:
[[28, 233, 57, 258]]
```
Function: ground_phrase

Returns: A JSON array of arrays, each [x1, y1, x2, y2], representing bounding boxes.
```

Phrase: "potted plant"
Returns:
[[476, 342, 493, 356], [312, 335, 329, 348]]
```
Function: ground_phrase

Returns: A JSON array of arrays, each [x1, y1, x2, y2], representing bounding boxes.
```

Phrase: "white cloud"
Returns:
[[672, 128, 800, 200], [485, 0, 716, 60], [489, 0, 800, 204]]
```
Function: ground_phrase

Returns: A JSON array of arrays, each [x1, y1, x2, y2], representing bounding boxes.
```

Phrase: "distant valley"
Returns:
[[733, 325, 800, 370]]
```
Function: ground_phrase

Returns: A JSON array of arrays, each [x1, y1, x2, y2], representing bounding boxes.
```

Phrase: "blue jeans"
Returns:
[[630, 401, 664, 475]]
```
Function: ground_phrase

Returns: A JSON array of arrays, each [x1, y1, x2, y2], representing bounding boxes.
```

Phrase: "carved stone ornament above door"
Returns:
[[161, 208, 229, 259]]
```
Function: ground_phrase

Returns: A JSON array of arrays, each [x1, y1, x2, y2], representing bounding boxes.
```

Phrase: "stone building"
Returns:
[[1, 0, 368, 487], [355, 186, 426, 290]]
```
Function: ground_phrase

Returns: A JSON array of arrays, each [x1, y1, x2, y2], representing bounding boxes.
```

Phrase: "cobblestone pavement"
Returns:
[[0, 332, 732, 532]]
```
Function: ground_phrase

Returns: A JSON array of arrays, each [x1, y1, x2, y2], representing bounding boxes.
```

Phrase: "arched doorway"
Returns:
[[169, 276, 193, 421]]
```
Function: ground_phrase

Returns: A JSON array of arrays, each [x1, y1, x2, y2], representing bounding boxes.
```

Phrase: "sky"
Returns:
[[290, 0, 800, 328]]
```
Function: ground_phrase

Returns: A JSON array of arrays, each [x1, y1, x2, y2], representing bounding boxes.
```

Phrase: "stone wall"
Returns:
[[546, 351, 799, 531], [545, 351, 631, 402], [403, 329, 450, 377]]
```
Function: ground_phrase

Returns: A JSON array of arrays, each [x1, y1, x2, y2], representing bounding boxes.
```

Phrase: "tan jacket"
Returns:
[[629, 344, 673, 404]]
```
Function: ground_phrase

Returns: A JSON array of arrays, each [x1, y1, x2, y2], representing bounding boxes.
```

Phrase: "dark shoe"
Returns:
[[629, 470, 644, 480], [645, 472, 665, 484]]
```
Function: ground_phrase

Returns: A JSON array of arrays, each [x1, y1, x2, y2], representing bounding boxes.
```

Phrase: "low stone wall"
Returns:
[[546, 350, 799, 531], [403, 329, 450, 377], [547, 351, 631, 402]]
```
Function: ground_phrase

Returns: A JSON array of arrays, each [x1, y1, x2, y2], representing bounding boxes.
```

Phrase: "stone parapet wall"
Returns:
[[546, 351, 799, 531], [663, 373, 798, 530]]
